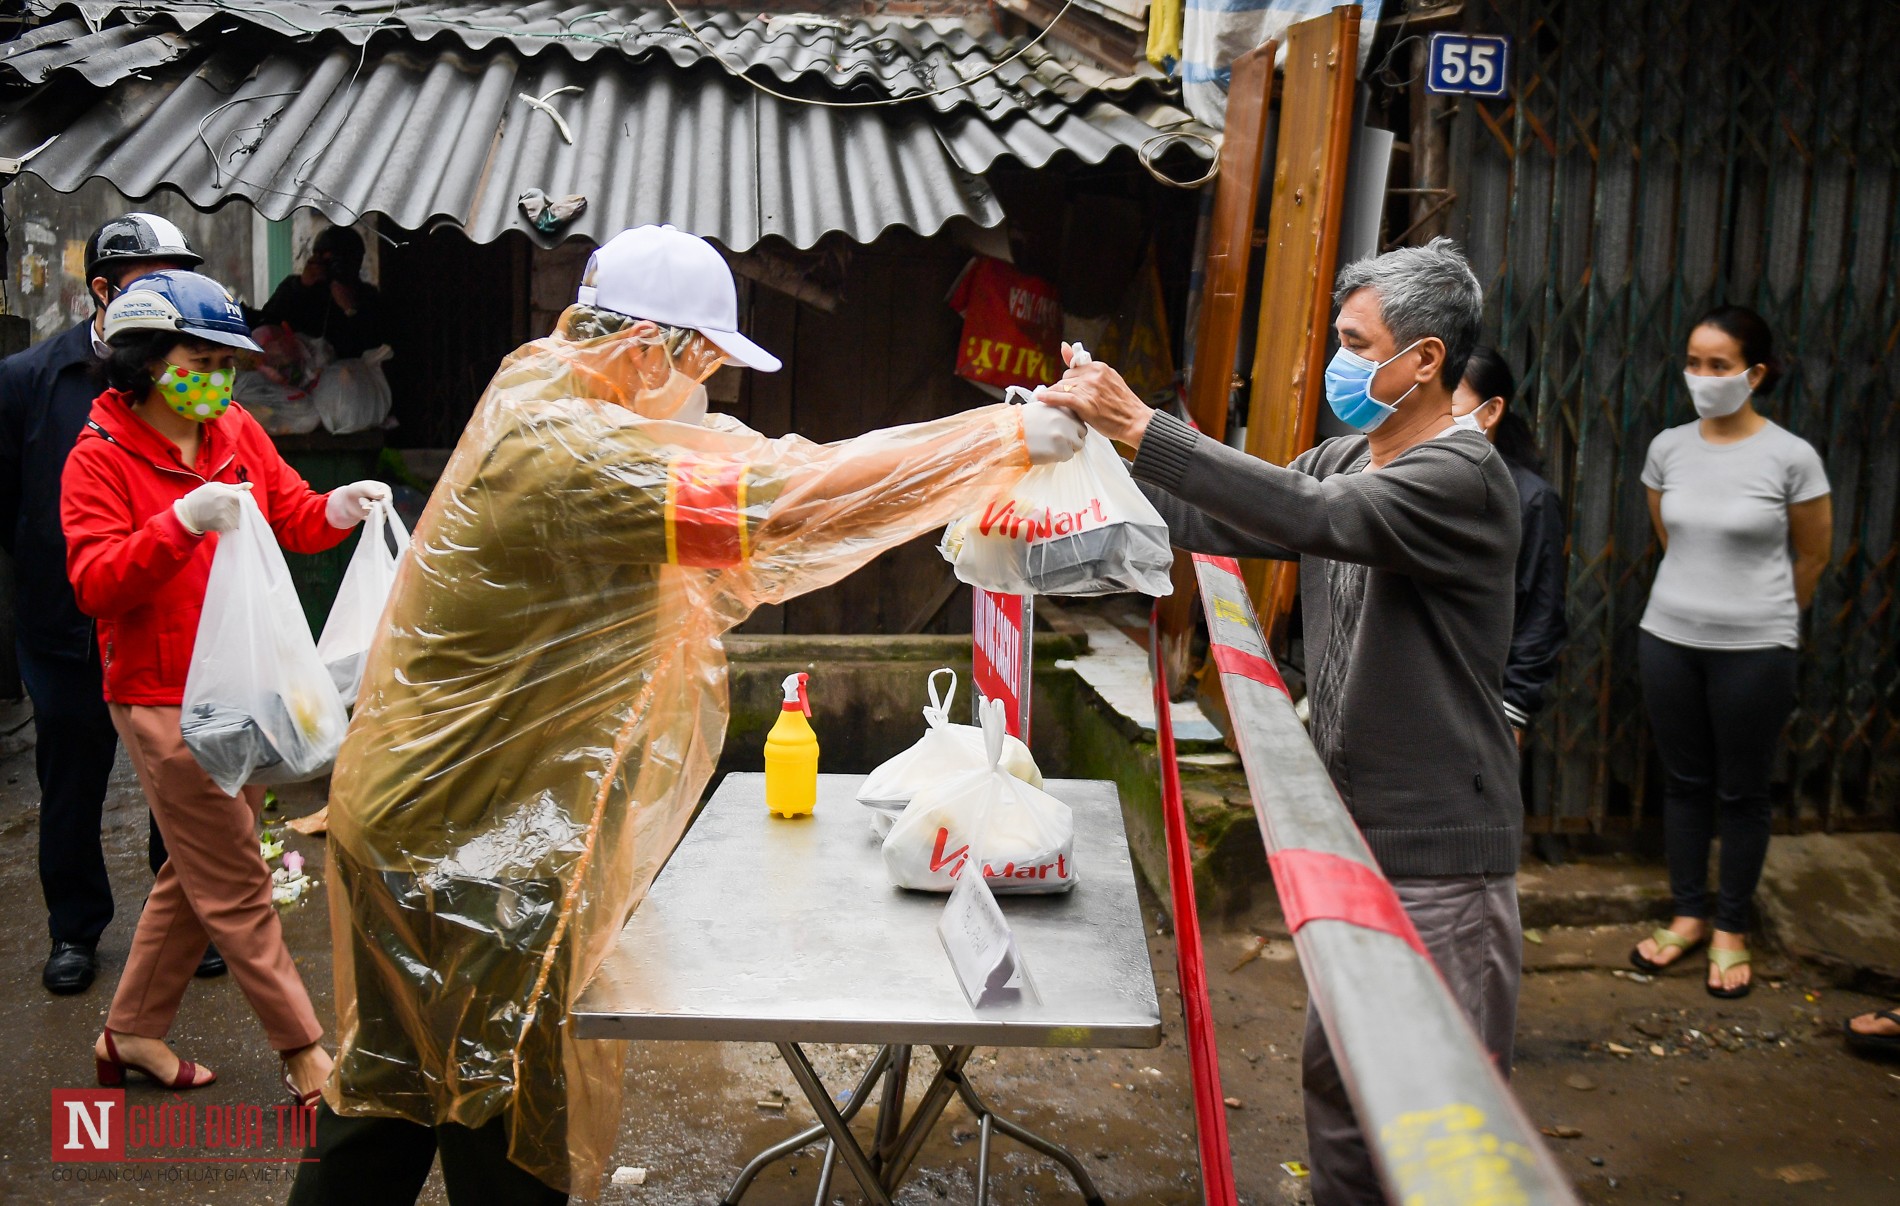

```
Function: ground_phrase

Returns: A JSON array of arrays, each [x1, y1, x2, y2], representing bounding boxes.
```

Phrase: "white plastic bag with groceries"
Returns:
[[939, 347, 1172, 597], [316, 499, 410, 705], [311, 346, 395, 435], [180, 491, 349, 796], [857, 668, 1041, 836], [883, 697, 1076, 894]]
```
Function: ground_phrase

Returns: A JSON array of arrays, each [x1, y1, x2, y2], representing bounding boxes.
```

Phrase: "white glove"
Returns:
[[1021, 399, 1087, 465], [325, 480, 392, 529], [173, 482, 251, 536]]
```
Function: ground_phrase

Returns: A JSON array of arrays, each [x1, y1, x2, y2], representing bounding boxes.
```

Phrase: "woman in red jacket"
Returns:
[[61, 271, 388, 1105]]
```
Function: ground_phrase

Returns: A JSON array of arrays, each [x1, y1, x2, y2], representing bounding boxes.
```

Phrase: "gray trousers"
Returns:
[[1301, 873, 1522, 1205]]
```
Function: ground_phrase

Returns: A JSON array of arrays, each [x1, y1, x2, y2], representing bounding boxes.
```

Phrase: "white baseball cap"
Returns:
[[576, 225, 781, 372]]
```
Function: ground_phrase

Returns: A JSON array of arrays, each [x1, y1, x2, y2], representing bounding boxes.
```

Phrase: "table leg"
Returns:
[[720, 1044, 891, 1206], [728, 1043, 1103, 1206], [872, 1044, 912, 1180], [975, 1114, 995, 1206], [880, 1045, 978, 1187], [777, 1041, 894, 1206], [812, 1142, 839, 1206], [950, 1071, 1106, 1206]]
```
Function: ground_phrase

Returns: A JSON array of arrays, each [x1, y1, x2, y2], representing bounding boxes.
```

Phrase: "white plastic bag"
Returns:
[[859, 668, 1040, 836], [234, 371, 320, 435], [180, 492, 349, 796], [940, 387, 1173, 597], [883, 698, 1076, 894], [316, 500, 410, 705], [312, 346, 395, 435]]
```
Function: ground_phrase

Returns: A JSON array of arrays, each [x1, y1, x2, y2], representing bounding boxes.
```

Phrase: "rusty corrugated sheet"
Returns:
[[0, 3, 1208, 248]]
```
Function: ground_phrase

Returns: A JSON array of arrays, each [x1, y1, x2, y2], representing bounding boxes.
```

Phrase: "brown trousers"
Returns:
[[106, 704, 322, 1052]]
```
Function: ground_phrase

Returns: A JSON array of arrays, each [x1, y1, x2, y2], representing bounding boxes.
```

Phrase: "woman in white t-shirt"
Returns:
[[1628, 306, 1832, 999]]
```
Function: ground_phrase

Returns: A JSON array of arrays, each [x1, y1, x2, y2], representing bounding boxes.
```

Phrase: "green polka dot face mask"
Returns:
[[159, 362, 233, 423]]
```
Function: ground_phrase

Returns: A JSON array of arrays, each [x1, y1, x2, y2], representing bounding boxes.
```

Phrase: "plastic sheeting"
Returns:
[[321, 305, 1031, 1193]]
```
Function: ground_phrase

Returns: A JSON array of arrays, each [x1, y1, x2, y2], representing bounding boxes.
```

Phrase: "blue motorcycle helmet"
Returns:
[[101, 269, 262, 353]]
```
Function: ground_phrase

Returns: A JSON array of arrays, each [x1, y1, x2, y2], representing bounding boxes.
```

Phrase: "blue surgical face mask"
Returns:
[[1324, 338, 1424, 432]]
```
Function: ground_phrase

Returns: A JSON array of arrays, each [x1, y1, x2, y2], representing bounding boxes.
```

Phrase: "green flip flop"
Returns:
[[1629, 927, 1704, 975], [1707, 944, 1753, 999]]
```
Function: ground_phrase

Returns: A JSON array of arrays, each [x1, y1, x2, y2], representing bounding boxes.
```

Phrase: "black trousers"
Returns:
[[19, 642, 165, 946], [287, 1105, 567, 1206], [1638, 631, 1798, 933]]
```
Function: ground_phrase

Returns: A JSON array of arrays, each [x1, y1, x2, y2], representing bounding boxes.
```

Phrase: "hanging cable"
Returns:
[[1140, 130, 1220, 188]]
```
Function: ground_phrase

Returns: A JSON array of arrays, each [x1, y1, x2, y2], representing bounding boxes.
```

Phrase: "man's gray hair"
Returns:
[[1333, 237, 1483, 386]]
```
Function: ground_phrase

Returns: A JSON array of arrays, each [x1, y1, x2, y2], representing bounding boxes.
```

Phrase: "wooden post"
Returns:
[[1240, 6, 1362, 649], [1183, 41, 1279, 443], [1154, 40, 1277, 697]]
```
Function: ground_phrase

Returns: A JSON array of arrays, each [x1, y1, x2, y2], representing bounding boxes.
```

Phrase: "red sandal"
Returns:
[[282, 1043, 327, 1109], [95, 1029, 215, 1090]]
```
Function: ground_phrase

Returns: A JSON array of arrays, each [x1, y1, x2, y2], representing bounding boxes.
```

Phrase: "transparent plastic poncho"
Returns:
[[321, 306, 1031, 1193]]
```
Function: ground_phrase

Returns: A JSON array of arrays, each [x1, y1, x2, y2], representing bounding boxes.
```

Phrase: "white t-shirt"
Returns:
[[1640, 419, 1830, 650]]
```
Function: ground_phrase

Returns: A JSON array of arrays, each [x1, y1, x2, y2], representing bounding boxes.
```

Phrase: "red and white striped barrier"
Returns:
[[1179, 552, 1580, 1204]]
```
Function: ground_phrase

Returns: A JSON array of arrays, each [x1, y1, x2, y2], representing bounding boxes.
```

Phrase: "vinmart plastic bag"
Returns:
[[939, 387, 1173, 597], [316, 500, 410, 705], [181, 491, 349, 796], [858, 668, 1040, 836], [883, 697, 1076, 894], [313, 346, 395, 435]]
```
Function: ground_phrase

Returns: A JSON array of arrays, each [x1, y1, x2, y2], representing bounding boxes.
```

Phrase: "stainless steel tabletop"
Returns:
[[572, 774, 1161, 1048]]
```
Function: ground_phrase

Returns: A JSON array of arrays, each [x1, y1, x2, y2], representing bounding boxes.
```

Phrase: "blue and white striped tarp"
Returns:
[[1182, 0, 1387, 129]]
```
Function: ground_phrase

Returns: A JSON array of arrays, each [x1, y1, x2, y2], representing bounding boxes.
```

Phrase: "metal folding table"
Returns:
[[572, 773, 1162, 1205]]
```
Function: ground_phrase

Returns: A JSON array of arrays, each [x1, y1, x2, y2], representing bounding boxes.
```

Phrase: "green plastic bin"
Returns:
[[275, 431, 386, 634]]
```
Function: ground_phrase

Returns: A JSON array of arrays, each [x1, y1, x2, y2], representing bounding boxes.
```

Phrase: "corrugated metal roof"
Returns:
[[0, 3, 1208, 249], [45, 2, 1166, 107]]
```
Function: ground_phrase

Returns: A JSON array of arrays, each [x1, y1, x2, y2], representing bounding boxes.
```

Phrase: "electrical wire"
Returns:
[[195, 90, 302, 189], [1140, 130, 1220, 189], [189, 4, 387, 222]]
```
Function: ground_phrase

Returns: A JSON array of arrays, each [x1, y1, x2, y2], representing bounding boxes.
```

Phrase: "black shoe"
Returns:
[[43, 941, 98, 995], [194, 944, 227, 979]]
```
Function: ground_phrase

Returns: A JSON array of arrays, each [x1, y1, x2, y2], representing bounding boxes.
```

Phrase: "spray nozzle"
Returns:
[[781, 671, 810, 717]]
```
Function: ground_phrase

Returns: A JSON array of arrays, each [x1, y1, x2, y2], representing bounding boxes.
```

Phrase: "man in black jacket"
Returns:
[[0, 213, 223, 994], [1043, 238, 1521, 1205]]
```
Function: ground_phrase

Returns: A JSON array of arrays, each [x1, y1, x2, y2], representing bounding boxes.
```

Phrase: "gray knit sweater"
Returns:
[[1132, 411, 1522, 877]]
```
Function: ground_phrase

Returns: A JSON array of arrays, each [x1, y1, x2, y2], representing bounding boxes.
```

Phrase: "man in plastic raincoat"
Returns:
[[290, 226, 1085, 1204]]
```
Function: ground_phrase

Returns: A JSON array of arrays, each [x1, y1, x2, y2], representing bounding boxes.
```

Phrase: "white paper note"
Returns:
[[938, 870, 1031, 1007]]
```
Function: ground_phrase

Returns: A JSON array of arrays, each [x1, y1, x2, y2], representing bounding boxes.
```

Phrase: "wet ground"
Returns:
[[2, 741, 1896, 1203]]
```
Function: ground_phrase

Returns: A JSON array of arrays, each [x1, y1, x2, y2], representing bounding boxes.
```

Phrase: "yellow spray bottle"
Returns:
[[764, 671, 818, 817]]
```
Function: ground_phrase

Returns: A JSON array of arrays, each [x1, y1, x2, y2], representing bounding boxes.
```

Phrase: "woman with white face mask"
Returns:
[[1629, 306, 1832, 1000]]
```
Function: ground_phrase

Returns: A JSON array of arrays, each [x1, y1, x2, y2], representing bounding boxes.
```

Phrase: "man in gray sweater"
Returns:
[[1041, 238, 1522, 1204]]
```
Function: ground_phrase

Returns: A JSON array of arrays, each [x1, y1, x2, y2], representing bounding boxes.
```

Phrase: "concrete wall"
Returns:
[[722, 631, 1085, 776]]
